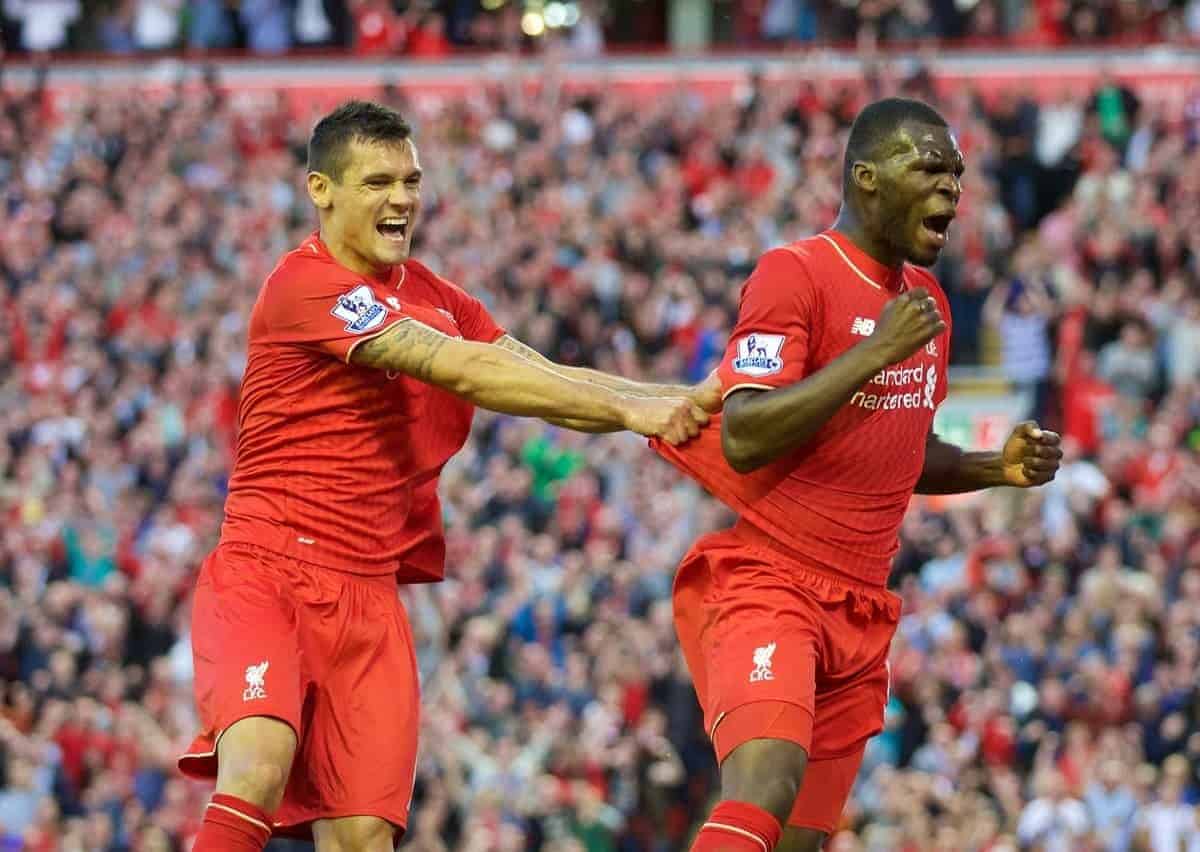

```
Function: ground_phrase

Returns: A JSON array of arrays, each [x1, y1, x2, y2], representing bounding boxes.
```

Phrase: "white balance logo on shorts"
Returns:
[[243, 661, 269, 702], [749, 642, 776, 683]]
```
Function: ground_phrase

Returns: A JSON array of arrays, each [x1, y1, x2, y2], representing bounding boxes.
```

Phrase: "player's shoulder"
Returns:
[[750, 241, 819, 285], [744, 241, 826, 309], [763, 236, 838, 283], [402, 257, 460, 296], [403, 259, 488, 321], [270, 240, 352, 285], [761, 238, 821, 268]]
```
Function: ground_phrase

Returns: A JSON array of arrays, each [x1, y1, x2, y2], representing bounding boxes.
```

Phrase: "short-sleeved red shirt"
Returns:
[[656, 230, 951, 587], [220, 232, 505, 580]]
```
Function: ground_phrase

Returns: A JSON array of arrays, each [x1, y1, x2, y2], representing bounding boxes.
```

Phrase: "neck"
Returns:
[[832, 204, 905, 271], [319, 223, 390, 278]]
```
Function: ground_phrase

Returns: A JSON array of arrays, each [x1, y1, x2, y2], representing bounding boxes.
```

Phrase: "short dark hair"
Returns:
[[843, 97, 947, 188], [307, 100, 412, 182]]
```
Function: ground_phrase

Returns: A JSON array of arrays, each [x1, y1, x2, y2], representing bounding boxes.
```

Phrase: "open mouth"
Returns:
[[377, 216, 409, 242], [921, 213, 954, 247]]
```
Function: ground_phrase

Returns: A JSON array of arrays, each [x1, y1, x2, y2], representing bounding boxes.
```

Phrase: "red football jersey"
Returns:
[[655, 230, 951, 587], [220, 232, 505, 579]]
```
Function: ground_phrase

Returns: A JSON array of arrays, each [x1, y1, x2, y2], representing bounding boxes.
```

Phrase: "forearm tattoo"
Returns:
[[353, 319, 450, 382], [493, 335, 678, 399]]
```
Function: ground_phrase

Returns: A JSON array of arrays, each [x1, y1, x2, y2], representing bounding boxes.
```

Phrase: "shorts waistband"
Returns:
[[215, 541, 400, 590], [728, 521, 900, 621]]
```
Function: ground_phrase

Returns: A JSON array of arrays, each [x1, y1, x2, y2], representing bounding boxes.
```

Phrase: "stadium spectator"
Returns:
[[1085, 758, 1140, 852], [185, 0, 234, 50], [1097, 319, 1160, 401], [2, 0, 80, 52], [3, 0, 1198, 55], [133, 0, 182, 51], [984, 258, 1055, 416], [1015, 769, 1090, 852]]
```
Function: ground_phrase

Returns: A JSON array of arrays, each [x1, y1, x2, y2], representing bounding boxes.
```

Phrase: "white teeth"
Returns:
[[381, 217, 409, 225]]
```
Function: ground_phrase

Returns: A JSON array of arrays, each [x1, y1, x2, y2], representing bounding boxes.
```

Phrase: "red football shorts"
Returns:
[[178, 543, 420, 839], [672, 524, 901, 834]]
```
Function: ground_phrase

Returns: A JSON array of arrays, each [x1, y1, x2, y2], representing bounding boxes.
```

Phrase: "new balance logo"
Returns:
[[851, 317, 876, 336], [926, 339, 938, 357], [749, 643, 776, 683], [243, 661, 269, 701]]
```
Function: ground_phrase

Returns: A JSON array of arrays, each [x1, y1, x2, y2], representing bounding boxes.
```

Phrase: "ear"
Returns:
[[307, 171, 333, 210], [851, 161, 877, 194]]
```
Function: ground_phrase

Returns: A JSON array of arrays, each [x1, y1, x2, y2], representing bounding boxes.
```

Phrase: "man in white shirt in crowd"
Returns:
[[1017, 769, 1090, 852], [1138, 775, 1200, 852]]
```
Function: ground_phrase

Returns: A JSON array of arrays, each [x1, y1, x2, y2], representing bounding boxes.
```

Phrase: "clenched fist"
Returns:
[[622, 395, 709, 445], [865, 287, 947, 366], [1002, 421, 1063, 487]]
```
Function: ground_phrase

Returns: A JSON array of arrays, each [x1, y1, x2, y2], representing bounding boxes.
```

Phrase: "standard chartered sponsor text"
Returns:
[[851, 363, 932, 411], [870, 364, 927, 386]]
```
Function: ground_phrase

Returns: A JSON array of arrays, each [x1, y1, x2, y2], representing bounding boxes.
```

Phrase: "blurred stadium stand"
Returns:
[[0, 4, 1198, 849]]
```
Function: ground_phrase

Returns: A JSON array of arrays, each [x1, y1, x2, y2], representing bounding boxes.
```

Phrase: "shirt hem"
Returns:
[[730, 518, 894, 592], [217, 534, 403, 579]]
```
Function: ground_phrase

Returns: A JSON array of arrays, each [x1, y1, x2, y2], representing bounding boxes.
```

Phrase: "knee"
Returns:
[[219, 759, 290, 812], [215, 718, 297, 812], [317, 816, 394, 852], [720, 738, 809, 824]]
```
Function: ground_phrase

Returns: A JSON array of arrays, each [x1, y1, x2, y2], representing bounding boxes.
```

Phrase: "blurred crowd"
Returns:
[[0, 48, 1198, 852], [3, 0, 1199, 56]]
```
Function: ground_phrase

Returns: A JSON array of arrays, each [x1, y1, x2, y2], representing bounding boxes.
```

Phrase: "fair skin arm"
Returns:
[[492, 334, 721, 432], [348, 319, 706, 444]]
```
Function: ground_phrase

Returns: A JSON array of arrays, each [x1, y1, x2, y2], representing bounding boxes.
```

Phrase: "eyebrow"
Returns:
[[914, 149, 965, 168], [361, 170, 423, 183]]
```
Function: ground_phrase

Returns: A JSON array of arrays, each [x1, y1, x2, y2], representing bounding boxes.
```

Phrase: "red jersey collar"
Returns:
[[306, 231, 406, 289], [820, 229, 907, 293]]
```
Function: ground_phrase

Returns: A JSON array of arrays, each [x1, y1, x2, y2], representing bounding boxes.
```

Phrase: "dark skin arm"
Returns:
[[722, 287, 946, 474], [916, 421, 1063, 494], [722, 346, 892, 474]]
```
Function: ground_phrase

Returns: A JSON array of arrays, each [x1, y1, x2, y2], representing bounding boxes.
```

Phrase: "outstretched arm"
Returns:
[[915, 422, 1062, 494], [492, 334, 721, 432], [349, 319, 706, 444]]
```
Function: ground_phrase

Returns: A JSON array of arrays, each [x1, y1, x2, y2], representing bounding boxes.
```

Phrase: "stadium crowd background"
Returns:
[[1, 4, 1200, 851], [3, 0, 1200, 55]]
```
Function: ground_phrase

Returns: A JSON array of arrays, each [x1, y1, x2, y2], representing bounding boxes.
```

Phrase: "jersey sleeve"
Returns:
[[437, 276, 506, 343], [261, 265, 409, 363], [718, 248, 817, 398]]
